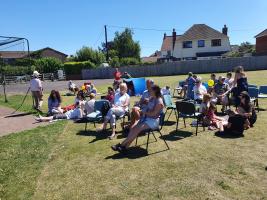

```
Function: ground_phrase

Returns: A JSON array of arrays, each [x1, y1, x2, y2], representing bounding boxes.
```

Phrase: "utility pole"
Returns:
[[104, 25, 109, 61]]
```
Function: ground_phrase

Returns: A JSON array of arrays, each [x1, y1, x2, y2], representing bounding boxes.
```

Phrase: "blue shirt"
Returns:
[[48, 98, 60, 112]]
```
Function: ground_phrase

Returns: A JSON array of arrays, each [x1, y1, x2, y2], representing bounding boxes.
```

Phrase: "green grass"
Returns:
[[1, 70, 267, 200]]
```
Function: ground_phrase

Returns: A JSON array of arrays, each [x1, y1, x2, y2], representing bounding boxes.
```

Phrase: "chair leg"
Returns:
[[256, 99, 259, 112], [85, 122, 88, 131], [196, 119, 198, 136], [146, 132, 150, 151], [176, 115, 180, 131], [158, 130, 170, 150], [166, 109, 173, 121], [183, 118, 186, 128], [93, 122, 96, 128], [152, 131, 157, 142], [135, 137, 138, 146]]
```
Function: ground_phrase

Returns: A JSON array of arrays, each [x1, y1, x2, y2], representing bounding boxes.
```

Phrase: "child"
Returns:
[[161, 86, 171, 95]]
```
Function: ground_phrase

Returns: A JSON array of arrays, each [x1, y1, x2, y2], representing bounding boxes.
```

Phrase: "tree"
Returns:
[[238, 42, 255, 54], [74, 46, 105, 65], [113, 28, 141, 59]]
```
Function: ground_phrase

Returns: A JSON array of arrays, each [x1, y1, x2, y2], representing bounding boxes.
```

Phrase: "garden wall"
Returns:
[[82, 56, 267, 79]]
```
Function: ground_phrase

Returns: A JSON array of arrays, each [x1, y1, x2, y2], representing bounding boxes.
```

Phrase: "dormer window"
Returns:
[[198, 40, 205, 47]]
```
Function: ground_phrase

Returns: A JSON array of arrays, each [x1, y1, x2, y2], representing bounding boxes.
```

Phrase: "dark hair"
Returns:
[[108, 86, 114, 92], [49, 90, 62, 103], [77, 90, 85, 100], [151, 85, 162, 98], [227, 72, 232, 77], [211, 73, 216, 77], [240, 92, 251, 112]]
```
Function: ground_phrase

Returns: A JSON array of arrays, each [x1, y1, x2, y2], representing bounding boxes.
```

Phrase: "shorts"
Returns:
[[139, 117, 159, 130]]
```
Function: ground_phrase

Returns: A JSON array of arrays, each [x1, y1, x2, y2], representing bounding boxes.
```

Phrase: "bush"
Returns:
[[13, 58, 35, 66], [34, 57, 63, 73], [109, 57, 140, 67], [74, 46, 105, 65], [63, 61, 96, 75], [0, 65, 35, 76]]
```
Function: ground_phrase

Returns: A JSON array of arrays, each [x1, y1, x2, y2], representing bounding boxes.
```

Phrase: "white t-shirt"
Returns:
[[85, 99, 95, 114], [30, 78, 42, 91], [224, 78, 234, 88], [193, 84, 207, 100], [114, 92, 130, 110], [161, 88, 171, 95]]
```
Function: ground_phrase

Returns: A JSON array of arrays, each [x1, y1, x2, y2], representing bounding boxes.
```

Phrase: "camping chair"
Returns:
[[163, 94, 178, 121], [173, 81, 185, 97], [248, 84, 257, 88], [175, 101, 204, 136], [135, 112, 170, 152], [115, 109, 131, 130], [248, 87, 259, 112], [84, 100, 110, 131], [258, 86, 267, 99]]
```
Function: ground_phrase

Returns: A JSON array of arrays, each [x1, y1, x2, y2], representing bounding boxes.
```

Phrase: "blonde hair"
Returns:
[[119, 83, 127, 92]]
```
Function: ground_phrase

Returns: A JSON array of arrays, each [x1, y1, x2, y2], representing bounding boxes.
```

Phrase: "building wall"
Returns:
[[256, 36, 267, 55], [173, 38, 231, 59], [40, 49, 67, 62], [82, 56, 267, 79]]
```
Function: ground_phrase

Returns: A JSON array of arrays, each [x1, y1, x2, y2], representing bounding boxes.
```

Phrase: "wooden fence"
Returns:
[[82, 56, 267, 79]]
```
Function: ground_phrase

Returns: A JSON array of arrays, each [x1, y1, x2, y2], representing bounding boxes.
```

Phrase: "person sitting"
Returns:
[[111, 85, 164, 153], [84, 93, 96, 115], [35, 102, 83, 122], [48, 90, 63, 115], [105, 87, 115, 103], [128, 79, 154, 129], [223, 110, 246, 136], [63, 90, 86, 112], [236, 91, 257, 129], [90, 84, 97, 94], [224, 72, 234, 88], [68, 80, 79, 95], [98, 83, 130, 139], [161, 86, 171, 96], [121, 72, 132, 79], [186, 72, 196, 100], [193, 77, 207, 104], [212, 76, 230, 112], [211, 73, 218, 84]]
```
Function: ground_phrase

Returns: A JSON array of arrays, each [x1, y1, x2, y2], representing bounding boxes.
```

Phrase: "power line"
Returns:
[[107, 25, 184, 32]]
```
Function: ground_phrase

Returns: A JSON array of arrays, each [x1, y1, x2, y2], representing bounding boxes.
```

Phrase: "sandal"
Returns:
[[111, 143, 127, 153]]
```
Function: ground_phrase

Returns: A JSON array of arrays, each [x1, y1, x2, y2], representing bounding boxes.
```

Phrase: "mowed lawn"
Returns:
[[0, 70, 267, 200]]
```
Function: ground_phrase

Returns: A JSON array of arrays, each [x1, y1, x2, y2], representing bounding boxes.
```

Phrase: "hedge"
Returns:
[[62, 61, 96, 75]]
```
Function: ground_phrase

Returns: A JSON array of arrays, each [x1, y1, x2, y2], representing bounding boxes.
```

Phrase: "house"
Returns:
[[141, 50, 161, 63], [160, 24, 231, 60], [0, 47, 68, 63], [255, 29, 267, 55]]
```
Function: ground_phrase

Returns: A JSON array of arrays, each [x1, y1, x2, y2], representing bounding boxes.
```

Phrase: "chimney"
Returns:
[[222, 24, 228, 36], [163, 33, 166, 40], [172, 28, 176, 50]]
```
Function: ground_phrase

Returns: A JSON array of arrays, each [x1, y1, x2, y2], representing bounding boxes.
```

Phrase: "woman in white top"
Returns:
[[98, 83, 130, 139], [193, 77, 207, 104]]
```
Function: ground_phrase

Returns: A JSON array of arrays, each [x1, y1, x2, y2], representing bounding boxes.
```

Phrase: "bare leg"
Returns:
[[121, 123, 150, 148], [129, 107, 141, 128], [35, 115, 53, 122]]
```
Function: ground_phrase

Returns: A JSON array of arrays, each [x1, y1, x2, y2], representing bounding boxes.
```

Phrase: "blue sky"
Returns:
[[1, 0, 267, 57]]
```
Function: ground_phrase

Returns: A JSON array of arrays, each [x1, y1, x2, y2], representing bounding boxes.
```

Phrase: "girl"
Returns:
[[48, 90, 63, 115], [232, 66, 248, 106]]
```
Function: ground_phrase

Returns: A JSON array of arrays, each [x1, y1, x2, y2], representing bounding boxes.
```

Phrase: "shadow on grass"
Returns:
[[164, 121, 177, 126], [105, 146, 148, 159], [4, 111, 36, 118], [161, 130, 193, 141], [77, 130, 111, 143], [214, 131, 244, 139]]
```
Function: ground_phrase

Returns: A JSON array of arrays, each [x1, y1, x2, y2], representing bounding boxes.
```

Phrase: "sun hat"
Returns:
[[33, 71, 39, 77]]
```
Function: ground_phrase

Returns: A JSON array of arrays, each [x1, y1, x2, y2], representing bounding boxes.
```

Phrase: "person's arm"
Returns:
[[48, 98, 52, 111], [232, 73, 238, 88], [144, 103, 164, 118]]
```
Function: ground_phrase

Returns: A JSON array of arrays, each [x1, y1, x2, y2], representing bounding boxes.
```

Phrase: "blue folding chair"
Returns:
[[163, 94, 178, 121], [248, 87, 259, 112], [258, 86, 267, 99], [248, 84, 257, 88]]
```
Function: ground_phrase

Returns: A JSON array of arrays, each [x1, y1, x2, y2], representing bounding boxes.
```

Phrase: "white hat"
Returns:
[[33, 71, 39, 77]]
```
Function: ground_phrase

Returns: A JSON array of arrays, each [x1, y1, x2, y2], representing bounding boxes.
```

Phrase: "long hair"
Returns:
[[240, 93, 251, 112], [152, 85, 162, 98], [49, 90, 62, 103], [235, 66, 245, 76]]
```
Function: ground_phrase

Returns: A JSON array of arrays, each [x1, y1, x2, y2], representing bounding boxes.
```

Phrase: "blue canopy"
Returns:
[[123, 78, 146, 96]]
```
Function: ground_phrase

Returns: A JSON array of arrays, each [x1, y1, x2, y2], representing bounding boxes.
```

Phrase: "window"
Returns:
[[198, 40, 205, 47], [211, 39, 221, 47], [183, 41, 192, 48]]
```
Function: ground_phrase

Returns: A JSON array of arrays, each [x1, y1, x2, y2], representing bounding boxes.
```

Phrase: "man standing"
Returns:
[[30, 71, 43, 110]]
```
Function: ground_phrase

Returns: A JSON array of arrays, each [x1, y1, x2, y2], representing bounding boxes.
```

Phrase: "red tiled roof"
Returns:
[[178, 24, 228, 41], [255, 29, 267, 38], [161, 36, 173, 51], [0, 51, 28, 59]]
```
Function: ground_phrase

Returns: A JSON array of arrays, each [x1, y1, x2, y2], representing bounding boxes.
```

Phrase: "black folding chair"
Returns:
[[175, 101, 204, 136], [135, 112, 170, 152]]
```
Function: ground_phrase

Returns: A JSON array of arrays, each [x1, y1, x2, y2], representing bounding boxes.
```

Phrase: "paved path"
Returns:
[[0, 106, 49, 137], [0, 79, 113, 95]]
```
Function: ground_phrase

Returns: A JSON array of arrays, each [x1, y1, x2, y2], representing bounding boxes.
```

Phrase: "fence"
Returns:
[[82, 56, 267, 79]]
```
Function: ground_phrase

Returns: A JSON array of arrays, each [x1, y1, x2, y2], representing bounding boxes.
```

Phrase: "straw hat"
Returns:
[[33, 71, 40, 77]]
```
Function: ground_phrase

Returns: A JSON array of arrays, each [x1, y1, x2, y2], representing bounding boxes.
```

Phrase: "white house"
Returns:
[[160, 24, 231, 60]]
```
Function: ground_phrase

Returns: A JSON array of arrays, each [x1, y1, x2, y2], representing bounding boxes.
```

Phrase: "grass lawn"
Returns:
[[0, 70, 267, 200]]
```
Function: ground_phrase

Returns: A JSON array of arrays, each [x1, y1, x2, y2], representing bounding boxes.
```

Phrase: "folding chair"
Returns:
[[173, 81, 185, 97], [248, 84, 257, 88], [175, 101, 204, 136], [163, 94, 178, 121], [135, 112, 170, 152], [248, 87, 259, 112], [258, 86, 267, 99]]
